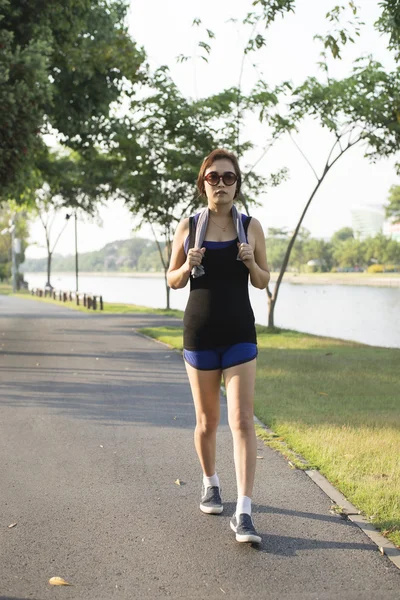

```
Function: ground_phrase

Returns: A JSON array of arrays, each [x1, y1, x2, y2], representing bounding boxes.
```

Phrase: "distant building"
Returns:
[[351, 205, 385, 240]]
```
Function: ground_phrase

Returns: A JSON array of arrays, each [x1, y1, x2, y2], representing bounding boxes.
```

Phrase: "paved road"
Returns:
[[1, 296, 399, 600]]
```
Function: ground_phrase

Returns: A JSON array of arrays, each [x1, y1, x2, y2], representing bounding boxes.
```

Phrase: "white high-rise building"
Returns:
[[351, 205, 385, 240]]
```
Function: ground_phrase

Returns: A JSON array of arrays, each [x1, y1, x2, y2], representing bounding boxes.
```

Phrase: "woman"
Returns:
[[167, 148, 270, 543]]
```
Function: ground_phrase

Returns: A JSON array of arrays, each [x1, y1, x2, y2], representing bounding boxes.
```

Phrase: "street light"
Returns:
[[65, 211, 79, 292]]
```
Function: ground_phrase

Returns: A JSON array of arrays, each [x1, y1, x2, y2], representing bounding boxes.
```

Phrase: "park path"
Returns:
[[1, 295, 399, 600]]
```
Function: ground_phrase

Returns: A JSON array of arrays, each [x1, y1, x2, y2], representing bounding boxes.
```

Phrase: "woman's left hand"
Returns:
[[237, 242, 255, 265]]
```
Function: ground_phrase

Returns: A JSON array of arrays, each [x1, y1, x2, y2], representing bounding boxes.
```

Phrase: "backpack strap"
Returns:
[[188, 216, 196, 250], [243, 215, 252, 241]]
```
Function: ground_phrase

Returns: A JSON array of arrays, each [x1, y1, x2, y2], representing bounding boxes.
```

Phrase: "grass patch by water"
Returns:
[[138, 324, 400, 548]]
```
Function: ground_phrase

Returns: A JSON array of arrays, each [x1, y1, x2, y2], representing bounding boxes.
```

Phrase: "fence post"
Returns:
[[93, 296, 97, 310], [100, 296, 103, 310]]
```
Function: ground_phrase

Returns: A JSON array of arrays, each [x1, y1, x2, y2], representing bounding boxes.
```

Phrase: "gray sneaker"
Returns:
[[230, 513, 261, 543], [199, 485, 223, 514]]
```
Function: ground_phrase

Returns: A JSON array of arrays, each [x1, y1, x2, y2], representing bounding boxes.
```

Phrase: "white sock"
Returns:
[[236, 495, 252, 516], [203, 473, 220, 489]]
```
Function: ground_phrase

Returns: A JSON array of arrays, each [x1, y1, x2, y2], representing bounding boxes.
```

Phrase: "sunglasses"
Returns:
[[204, 171, 238, 187]]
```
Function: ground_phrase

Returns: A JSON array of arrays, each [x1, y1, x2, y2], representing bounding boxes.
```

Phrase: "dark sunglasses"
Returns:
[[204, 171, 238, 186]]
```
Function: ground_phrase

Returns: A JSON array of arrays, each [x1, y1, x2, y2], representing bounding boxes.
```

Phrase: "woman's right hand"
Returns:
[[184, 247, 206, 272]]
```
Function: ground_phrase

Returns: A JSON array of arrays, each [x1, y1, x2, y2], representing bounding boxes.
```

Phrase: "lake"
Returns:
[[23, 272, 400, 349]]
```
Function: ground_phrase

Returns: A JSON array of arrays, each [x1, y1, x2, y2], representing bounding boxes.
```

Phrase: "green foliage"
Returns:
[[314, 2, 364, 60], [0, 0, 146, 202], [332, 237, 364, 268], [113, 67, 216, 236], [0, 203, 30, 281], [386, 184, 400, 222], [331, 226, 354, 244], [376, 0, 400, 61], [266, 227, 400, 272]]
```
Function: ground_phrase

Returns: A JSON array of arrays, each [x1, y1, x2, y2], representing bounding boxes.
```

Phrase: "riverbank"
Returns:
[[21, 270, 400, 287], [139, 323, 400, 550]]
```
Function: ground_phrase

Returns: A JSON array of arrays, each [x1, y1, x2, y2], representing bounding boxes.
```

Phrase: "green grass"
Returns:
[[139, 324, 400, 548], [140, 326, 184, 347], [0, 284, 12, 295]]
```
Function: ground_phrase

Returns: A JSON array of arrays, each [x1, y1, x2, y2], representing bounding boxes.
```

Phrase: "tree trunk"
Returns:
[[267, 293, 275, 328], [266, 173, 326, 329], [46, 252, 52, 288], [164, 271, 170, 310]]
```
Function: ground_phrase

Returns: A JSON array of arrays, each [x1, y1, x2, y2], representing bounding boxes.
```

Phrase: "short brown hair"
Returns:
[[197, 148, 242, 198]]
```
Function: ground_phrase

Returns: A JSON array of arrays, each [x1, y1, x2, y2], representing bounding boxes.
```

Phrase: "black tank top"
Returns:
[[183, 215, 257, 350]]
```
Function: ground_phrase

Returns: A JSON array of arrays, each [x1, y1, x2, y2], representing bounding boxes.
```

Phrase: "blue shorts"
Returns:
[[183, 343, 257, 371]]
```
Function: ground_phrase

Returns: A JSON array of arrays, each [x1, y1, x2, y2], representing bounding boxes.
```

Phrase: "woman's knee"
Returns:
[[229, 411, 254, 435], [196, 414, 219, 436]]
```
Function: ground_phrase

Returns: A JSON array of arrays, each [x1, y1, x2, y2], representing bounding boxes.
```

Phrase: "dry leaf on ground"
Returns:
[[49, 577, 71, 586], [175, 479, 182, 486], [8, 523, 17, 528]]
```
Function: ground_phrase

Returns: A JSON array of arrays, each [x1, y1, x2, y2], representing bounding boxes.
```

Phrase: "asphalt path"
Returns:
[[1, 295, 399, 600]]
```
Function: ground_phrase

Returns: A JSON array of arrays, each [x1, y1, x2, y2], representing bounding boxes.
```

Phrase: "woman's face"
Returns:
[[204, 159, 238, 206]]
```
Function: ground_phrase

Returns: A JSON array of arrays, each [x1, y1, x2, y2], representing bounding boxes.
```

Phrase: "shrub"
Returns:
[[367, 264, 384, 273]]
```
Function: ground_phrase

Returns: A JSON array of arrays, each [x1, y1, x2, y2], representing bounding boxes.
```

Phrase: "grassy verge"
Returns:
[[4, 287, 184, 318], [139, 324, 400, 549]]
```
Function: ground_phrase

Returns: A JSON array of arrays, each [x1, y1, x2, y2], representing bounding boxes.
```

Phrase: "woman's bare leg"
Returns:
[[224, 359, 257, 497], [185, 362, 222, 476]]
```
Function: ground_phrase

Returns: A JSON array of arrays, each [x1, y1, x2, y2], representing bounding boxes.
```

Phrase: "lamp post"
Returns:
[[74, 211, 79, 293], [66, 211, 78, 292]]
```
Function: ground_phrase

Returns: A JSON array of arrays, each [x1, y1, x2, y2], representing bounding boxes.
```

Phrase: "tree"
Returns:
[[331, 227, 354, 244], [0, 202, 30, 284], [0, 0, 146, 202], [34, 149, 108, 287], [386, 184, 400, 222], [332, 237, 364, 268], [362, 233, 400, 265], [111, 67, 270, 308], [35, 188, 71, 288], [189, 1, 395, 325], [110, 68, 214, 308], [245, 42, 400, 324], [303, 238, 333, 272]]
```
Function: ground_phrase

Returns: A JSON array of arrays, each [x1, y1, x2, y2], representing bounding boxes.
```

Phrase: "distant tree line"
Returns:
[[20, 238, 165, 274], [20, 227, 400, 275], [267, 227, 400, 272]]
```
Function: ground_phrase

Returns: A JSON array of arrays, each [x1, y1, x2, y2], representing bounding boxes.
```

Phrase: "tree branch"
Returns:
[[290, 133, 320, 181]]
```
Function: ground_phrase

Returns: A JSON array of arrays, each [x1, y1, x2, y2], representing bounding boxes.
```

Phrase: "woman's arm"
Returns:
[[238, 218, 270, 289], [167, 218, 206, 290]]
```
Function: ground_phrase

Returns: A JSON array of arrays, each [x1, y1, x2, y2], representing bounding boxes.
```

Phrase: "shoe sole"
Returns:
[[200, 503, 223, 514], [230, 520, 261, 543]]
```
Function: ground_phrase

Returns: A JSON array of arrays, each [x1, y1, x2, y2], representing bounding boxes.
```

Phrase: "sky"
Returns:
[[25, 0, 400, 259]]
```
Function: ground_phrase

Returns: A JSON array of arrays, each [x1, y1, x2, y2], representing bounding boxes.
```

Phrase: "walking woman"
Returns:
[[167, 148, 270, 543]]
